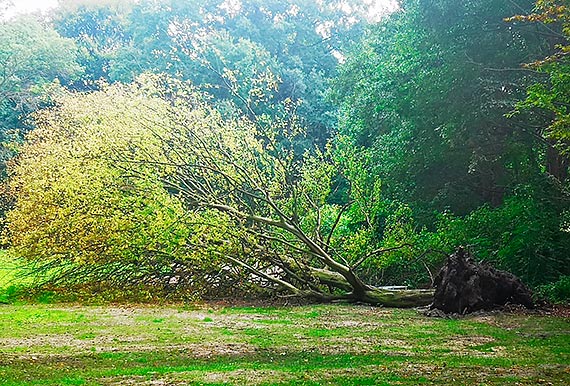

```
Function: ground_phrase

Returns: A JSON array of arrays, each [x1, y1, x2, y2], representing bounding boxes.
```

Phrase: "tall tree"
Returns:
[[333, 0, 548, 220], [332, 0, 570, 286], [507, 0, 570, 181], [54, 0, 131, 88], [0, 16, 82, 174], [52, 0, 373, 145]]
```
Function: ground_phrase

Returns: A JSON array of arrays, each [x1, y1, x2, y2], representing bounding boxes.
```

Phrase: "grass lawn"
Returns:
[[0, 302, 568, 385]]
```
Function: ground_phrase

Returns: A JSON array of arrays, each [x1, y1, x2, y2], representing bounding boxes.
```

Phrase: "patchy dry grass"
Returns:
[[0, 303, 568, 385]]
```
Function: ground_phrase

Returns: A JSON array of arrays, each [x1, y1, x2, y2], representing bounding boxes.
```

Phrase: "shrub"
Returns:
[[537, 276, 570, 304]]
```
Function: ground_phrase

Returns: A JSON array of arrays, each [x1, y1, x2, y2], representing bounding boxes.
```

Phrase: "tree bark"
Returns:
[[307, 266, 434, 307], [360, 288, 434, 307], [547, 143, 569, 182]]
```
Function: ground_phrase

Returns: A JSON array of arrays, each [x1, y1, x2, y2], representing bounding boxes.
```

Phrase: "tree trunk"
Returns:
[[308, 266, 434, 307], [361, 288, 434, 307], [547, 143, 568, 182]]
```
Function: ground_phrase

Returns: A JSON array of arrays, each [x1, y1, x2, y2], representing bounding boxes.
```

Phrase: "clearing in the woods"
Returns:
[[0, 303, 568, 385]]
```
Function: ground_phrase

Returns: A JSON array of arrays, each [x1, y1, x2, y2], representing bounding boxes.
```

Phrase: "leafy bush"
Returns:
[[422, 185, 570, 287], [0, 285, 20, 304], [536, 276, 570, 304], [352, 183, 570, 290]]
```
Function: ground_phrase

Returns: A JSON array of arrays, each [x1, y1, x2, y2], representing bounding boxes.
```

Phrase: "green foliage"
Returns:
[[424, 188, 570, 287], [329, 0, 570, 291], [333, 0, 547, 219], [507, 0, 570, 156], [537, 275, 570, 303], [0, 285, 19, 304], [10, 79, 182, 264], [0, 18, 81, 124], [52, 0, 363, 145], [6, 75, 242, 295], [0, 17, 82, 177]]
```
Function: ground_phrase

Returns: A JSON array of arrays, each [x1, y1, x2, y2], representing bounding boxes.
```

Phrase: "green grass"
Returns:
[[0, 303, 568, 385], [0, 250, 19, 289], [0, 250, 36, 303]]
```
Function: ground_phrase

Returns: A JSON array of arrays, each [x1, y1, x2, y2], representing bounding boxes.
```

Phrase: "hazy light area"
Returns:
[[3, 0, 59, 18], [4, 0, 399, 20], [367, 0, 399, 21]]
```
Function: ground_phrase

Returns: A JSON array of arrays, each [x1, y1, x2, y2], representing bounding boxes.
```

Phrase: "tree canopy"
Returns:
[[0, 16, 82, 176]]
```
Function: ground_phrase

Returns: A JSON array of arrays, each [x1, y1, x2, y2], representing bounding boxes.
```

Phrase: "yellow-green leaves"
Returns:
[[7, 75, 202, 267]]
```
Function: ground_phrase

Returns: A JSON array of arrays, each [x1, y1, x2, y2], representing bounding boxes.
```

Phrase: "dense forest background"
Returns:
[[0, 0, 569, 303]]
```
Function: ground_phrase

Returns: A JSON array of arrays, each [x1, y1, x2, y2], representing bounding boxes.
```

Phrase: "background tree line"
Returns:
[[1, 0, 568, 303]]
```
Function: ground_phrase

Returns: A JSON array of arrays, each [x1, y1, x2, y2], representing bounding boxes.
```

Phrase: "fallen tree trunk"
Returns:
[[361, 287, 434, 307], [307, 265, 434, 307], [430, 247, 534, 314]]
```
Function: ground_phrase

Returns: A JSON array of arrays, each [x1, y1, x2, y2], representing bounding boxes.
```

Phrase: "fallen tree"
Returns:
[[430, 247, 534, 314], [108, 76, 434, 307], [6, 75, 435, 305]]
